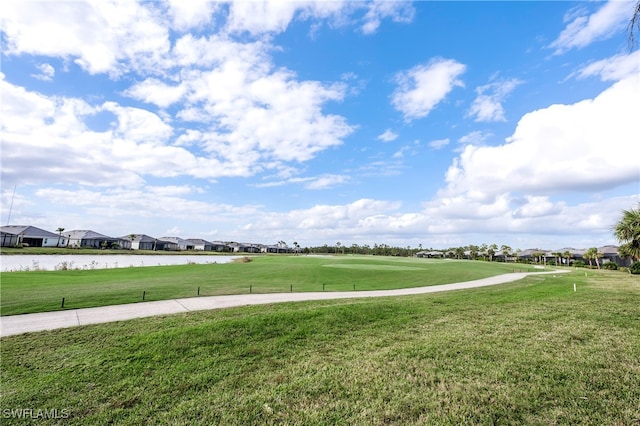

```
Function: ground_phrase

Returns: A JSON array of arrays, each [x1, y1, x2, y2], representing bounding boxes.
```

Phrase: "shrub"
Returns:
[[631, 262, 640, 275], [573, 260, 586, 268], [602, 262, 618, 270]]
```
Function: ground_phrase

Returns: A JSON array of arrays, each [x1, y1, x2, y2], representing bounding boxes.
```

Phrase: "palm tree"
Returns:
[[531, 251, 544, 265], [618, 244, 635, 271], [468, 245, 479, 260], [584, 247, 598, 268], [56, 227, 65, 247], [563, 250, 573, 267], [612, 204, 640, 263], [487, 244, 498, 262], [500, 245, 512, 262]]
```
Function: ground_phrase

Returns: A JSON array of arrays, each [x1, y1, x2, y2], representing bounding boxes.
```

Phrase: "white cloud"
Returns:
[[429, 138, 450, 150], [1, 0, 170, 76], [467, 78, 522, 122], [391, 58, 466, 121], [224, 1, 413, 36], [571, 50, 640, 82], [377, 129, 398, 142], [305, 174, 350, 190], [124, 78, 187, 108], [254, 174, 350, 190], [360, 1, 415, 34], [225, 1, 301, 35], [425, 73, 639, 238], [549, 0, 633, 54], [167, 0, 219, 31], [457, 131, 492, 147], [31, 63, 55, 81], [101, 102, 173, 144]]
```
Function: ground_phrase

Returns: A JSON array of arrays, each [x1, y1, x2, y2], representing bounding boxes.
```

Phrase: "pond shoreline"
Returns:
[[0, 254, 239, 272]]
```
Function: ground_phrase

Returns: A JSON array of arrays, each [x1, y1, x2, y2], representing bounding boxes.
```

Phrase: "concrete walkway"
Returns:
[[0, 270, 568, 337]]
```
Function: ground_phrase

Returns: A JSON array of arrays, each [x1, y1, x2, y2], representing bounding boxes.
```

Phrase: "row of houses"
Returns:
[[0, 226, 293, 254], [415, 246, 630, 266]]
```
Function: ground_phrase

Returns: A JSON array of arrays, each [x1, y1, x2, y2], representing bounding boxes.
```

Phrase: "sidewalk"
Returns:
[[1, 270, 568, 337]]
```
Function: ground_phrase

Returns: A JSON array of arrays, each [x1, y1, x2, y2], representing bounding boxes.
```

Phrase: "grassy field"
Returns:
[[0, 256, 538, 316], [1, 267, 638, 424]]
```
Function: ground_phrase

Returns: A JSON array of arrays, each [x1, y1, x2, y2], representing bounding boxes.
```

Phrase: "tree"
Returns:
[[612, 204, 640, 263], [455, 247, 464, 259], [487, 244, 498, 262], [480, 244, 488, 261], [500, 245, 512, 262], [56, 227, 65, 247], [584, 247, 602, 269], [563, 250, 573, 267], [531, 251, 544, 265]]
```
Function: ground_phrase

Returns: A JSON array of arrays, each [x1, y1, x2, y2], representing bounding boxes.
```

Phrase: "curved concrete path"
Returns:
[[0, 270, 568, 337]]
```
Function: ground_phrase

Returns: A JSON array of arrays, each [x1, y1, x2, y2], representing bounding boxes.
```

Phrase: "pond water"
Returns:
[[0, 254, 237, 272]]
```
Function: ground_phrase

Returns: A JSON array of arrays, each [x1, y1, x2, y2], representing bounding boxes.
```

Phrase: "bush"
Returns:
[[602, 262, 618, 270], [573, 260, 586, 268], [631, 262, 640, 275]]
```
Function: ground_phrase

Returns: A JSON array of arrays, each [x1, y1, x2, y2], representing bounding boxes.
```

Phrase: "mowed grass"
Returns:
[[0, 256, 537, 316], [1, 268, 638, 424]]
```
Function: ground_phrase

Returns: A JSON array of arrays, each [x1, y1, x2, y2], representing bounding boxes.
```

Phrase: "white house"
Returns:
[[0, 225, 67, 247]]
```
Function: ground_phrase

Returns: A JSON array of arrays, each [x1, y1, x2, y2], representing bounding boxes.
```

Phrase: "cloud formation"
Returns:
[[549, 0, 633, 54], [391, 58, 466, 122], [467, 78, 522, 122]]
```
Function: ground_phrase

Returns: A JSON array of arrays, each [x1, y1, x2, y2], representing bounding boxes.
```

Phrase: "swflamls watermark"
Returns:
[[2, 408, 70, 420]]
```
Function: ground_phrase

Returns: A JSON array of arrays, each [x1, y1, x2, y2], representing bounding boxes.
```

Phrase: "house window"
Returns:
[[44, 239, 47, 244]]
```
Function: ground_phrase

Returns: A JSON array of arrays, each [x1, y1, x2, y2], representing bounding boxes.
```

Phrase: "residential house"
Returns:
[[517, 248, 551, 263], [210, 241, 232, 252], [599, 245, 630, 267], [261, 244, 290, 254], [155, 239, 179, 251], [229, 242, 260, 253], [416, 251, 444, 258], [66, 230, 128, 249], [160, 237, 188, 251], [0, 225, 66, 247], [185, 239, 213, 251], [124, 234, 157, 250], [555, 248, 585, 265]]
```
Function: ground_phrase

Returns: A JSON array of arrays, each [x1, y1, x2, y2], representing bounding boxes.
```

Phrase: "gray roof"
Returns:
[[517, 249, 550, 257], [185, 238, 213, 245], [0, 225, 60, 238], [66, 230, 113, 240], [598, 245, 620, 254], [160, 237, 187, 244], [122, 234, 157, 243]]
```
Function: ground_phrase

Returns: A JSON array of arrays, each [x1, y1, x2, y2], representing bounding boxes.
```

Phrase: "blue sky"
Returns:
[[1, 0, 639, 250]]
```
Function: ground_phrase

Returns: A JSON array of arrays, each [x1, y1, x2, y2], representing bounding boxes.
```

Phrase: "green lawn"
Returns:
[[1, 268, 638, 424], [1, 256, 538, 316]]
